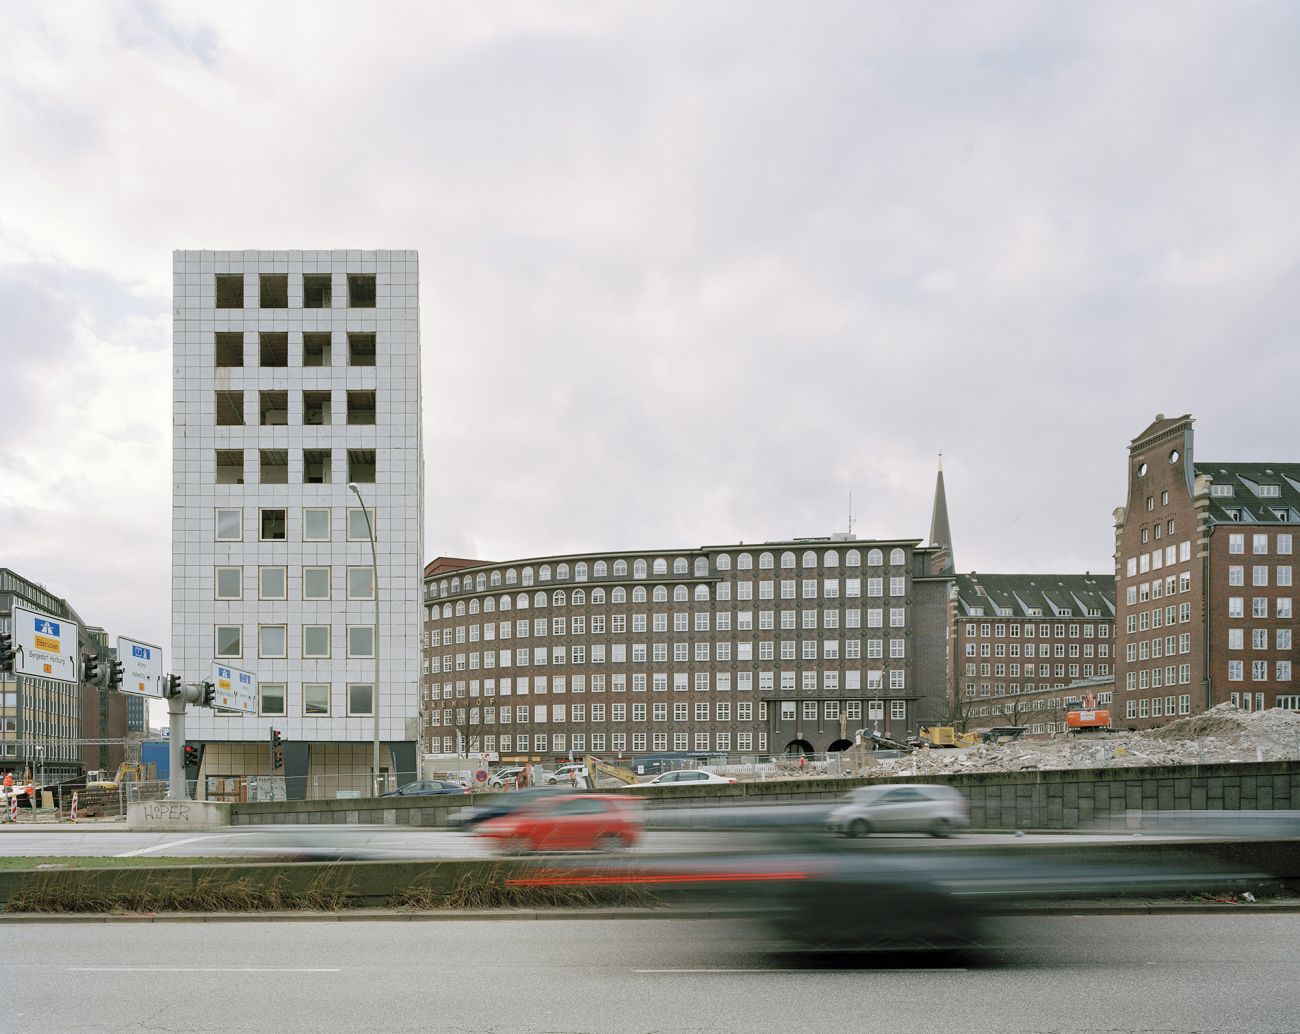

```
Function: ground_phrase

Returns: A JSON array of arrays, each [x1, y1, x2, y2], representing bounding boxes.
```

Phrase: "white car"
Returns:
[[545, 764, 588, 785], [827, 784, 969, 838], [631, 769, 737, 787]]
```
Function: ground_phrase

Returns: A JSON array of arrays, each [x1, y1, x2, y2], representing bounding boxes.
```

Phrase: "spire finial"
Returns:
[[938, 451, 943, 473]]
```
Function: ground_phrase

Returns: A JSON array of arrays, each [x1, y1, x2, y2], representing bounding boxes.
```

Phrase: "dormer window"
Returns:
[[1211, 484, 1234, 497], [1256, 484, 1281, 498]]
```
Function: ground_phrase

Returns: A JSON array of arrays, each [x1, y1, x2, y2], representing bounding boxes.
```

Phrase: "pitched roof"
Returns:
[[1194, 462, 1300, 526], [953, 572, 1116, 620], [1131, 413, 1193, 448]]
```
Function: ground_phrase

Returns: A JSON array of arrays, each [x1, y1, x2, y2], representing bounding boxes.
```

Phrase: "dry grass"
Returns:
[[391, 869, 659, 911]]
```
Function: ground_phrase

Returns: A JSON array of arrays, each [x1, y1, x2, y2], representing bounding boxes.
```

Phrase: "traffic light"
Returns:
[[166, 674, 181, 697], [183, 743, 199, 768], [107, 659, 124, 691], [270, 728, 284, 770], [270, 729, 283, 749], [83, 654, 101, 684], [201, 681, 215, 706], [0, 633, 15, 674]]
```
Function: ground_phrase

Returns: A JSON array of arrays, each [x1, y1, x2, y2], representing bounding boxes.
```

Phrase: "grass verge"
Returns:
[[0, 856, 232, 872]]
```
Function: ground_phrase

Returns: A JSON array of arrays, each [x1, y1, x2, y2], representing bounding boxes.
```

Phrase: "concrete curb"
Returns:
[[3, 901, 1298, 923]]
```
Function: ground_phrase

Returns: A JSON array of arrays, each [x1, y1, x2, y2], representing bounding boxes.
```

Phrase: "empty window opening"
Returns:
[[347, 390, 377, 425], [259, 274, 288, 308], [302, 274, 332, 308], [348, 449, 376, 483], [348, 333, 376, 366], [215, 450, 244, 485], [302, 333, 332, 366], [347, 274, 376, 308], [260, 509, 287, 541], [215, 275, 244, 308], [214, 332, 243, 367], [303, 449, 332, 484], [303, 390, 331, 426], [259, 333, 288, 367], [215, 391, 244, 426], [260, 449, 289, 485], [259, 391, 288, 426]]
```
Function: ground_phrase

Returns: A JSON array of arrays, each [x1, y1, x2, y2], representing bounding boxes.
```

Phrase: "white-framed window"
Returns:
[[214, 566, 242, 600], [347, 683, 373, 715], [346, 507, 376, 542], [347, 625, 375, 658], [303, 683, 330, 716], [215, 508, 242, 542], [302, 625, 331, 659], [890, 700, 906, 720], [303, 507, 331, 541], [259, 566, 287, 600], [347, 566, 375, 599], [302, 566, 330, 600], [214, 625, 241, 658], [259, 624, 287, 658], [259, 683, 286, 716]]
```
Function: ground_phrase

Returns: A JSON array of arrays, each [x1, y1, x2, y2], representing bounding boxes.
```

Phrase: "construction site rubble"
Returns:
[[857, 705, 1300, 777]]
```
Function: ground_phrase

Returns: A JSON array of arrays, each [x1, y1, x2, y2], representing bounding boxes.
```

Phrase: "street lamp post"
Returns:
[[348, 482, 382, 798]]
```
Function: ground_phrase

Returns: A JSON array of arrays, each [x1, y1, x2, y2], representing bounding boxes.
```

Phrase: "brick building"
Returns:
[[421, 535, 953, 763], [1114, 414, 1298, 728], [950, 572, 1116, 734]]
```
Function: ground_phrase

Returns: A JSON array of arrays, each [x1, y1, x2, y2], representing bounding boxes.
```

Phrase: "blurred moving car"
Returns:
[[475, 794, 643, 852], [827, 784, 968, 837], [449, 786, 575, 829], [379, 779, 468, 797], [630, 769, 737, 788]]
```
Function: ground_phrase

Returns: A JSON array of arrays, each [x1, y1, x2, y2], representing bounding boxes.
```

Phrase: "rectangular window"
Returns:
[[347, 566, 375, 600], [890, 700, 906, 720], [215, 625, 241, 658], [259, 683, 286, 716], [348, 449, 376, 484], [302, 567, 330, 600], [258, 625, 287, 658], [303, 508, 331, 541], [303, 683, 330, 716], [347, 508, 376, 542], [302, 448, 331, 484], [215, 508, 242, 542], [215, 274, 244, 308], [348, 625, 375, 658], [302, 625, 331, 659], [260, 509, 286, 541], [347, 275, 377, 308], [215, 449, 244, 485], [258, 566, 287, 601], [348, 683, 374, 716], [215, 566, 242, 600]]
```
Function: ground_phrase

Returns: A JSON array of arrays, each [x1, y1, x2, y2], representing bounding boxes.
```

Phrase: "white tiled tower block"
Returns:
[[171, 250, 423, 783]]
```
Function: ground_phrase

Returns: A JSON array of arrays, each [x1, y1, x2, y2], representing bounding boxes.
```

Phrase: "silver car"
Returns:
[[827, 784, 969, 838]]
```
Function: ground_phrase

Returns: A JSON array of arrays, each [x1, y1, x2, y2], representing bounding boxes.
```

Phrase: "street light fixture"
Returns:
[[348, 482, 382, 798]]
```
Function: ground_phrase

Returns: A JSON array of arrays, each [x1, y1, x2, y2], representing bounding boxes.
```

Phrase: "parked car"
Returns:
[[629, 769, 736, 787], [827, 784, 968, 838], [487, 768, 525, 788], [545, 764, 588, 785], [475, 794, 643, 852], [449, 786, 575, 829], [379, 779, 467, 797]]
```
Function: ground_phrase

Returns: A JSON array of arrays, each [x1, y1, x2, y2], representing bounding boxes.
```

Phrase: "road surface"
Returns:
[[3, 914, 1297, 1033]]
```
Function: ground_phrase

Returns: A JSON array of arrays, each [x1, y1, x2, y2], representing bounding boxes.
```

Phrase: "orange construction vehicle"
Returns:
[[1065, 692, 1111, 732]]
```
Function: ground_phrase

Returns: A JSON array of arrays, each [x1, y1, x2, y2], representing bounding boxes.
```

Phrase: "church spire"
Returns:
[[929, 454, 953, 572]]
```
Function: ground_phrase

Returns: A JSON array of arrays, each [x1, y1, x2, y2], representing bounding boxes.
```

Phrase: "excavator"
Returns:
[[1065, 691, 1112, 733], [912, 726, 983, 749], [583, 755, 640, 788], [85, 762, 146, 792]]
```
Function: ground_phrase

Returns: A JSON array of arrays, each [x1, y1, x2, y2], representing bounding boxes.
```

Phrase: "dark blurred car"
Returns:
[[380, 779, 467, 797], [449, 786, 574, 829], [476, 794, 643, 852]]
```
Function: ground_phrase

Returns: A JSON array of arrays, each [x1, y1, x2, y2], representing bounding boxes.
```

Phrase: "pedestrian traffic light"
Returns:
[[82, 654, 100, 684], [0, 633, 15, 674], [107, 659, 124, 691], [269, 728, 284, 769], [270, 728, 283, 749], [201, 681, 215, 706], [183, 743, 199, 767], [166, 674, 181, 697]]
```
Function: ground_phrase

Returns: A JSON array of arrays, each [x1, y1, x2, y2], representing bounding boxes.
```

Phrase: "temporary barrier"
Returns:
[[70, 792, 78, 823]]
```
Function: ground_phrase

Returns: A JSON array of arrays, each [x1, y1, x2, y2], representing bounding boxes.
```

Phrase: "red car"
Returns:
[[475, 794, 643, 853]]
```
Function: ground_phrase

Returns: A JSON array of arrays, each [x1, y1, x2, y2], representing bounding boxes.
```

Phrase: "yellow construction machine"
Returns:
[[85, 762, 146, 792], [583, 755, 639, 788]]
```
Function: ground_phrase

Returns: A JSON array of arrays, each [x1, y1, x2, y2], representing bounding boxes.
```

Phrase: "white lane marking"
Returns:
[[114, 832, 260, 858], [635, 968, 966, 974], [70, 967, 339, 973]]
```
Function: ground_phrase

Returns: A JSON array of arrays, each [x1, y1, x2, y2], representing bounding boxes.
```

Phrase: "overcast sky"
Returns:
[[2, 1, 1299, 669]]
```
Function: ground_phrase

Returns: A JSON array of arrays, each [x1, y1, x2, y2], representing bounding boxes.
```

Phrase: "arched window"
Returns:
[[591, 588, 606, 605], [867, 549, 883, 567], [760, 552, 774, 570], [521, 567, 534, 586], [824, 550, 839, 568], [533, 591, 546, 607], [468, 598, 479, 614], [505, 569, 518, 586], [499, 596, 511, 612], [845, 549, 861, 567], [632, 586, 646, 603], [716, 554, 732, 571], [572, 589, 586, 605], [613, 559, 628, 577], [451, 577, 461, 593], [889, 547, 906, 566], [694, 557, 709, 577], [539, 564, 551, 582], [801, 550, 817, 569], [575, 562, 588, 582], [490, 570, 501, 587], [476, 573, 486, 591], [673, 557, 688, 574], [455, 601, 465, 616], [633, 559, 647, 579], [653, 558, 668, 576], [516, 593, 530, 609], [612, 587, 626, 603], [552, 590, 566, 606], [738, 553, 753, 570], [594, 561, 608, 578], [440, 579, 449, 595], [556, 562, 569, 581], [694, 584, 709, 601], [674, 585, 688, 602], [780, 551, 796, 569], [483, 597, 495, 613], [653, 586, 668, 603], [442, 604, 452, 619]]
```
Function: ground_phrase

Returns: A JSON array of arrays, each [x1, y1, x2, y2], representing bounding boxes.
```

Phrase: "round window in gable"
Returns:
[[1169, 449, 1180, 464], [1137, 462, 1148, 476]]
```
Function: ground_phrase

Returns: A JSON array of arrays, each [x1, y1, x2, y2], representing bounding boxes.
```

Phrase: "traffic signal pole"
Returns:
[[167, 682, 208, 801]]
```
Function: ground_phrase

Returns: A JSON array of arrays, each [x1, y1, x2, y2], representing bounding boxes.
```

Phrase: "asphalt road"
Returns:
[[0, 825, 1204, 859], [3, 914, 1297, 1034]]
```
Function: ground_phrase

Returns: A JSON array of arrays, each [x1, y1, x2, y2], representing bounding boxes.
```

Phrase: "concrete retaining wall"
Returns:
[[128, 800, 232, 831]]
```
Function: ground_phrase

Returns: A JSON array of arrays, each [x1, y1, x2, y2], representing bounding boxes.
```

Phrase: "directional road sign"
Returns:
[[117, 636, 165, 698], [12, 605, 79, 684], [210, 663, 257, 714]]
